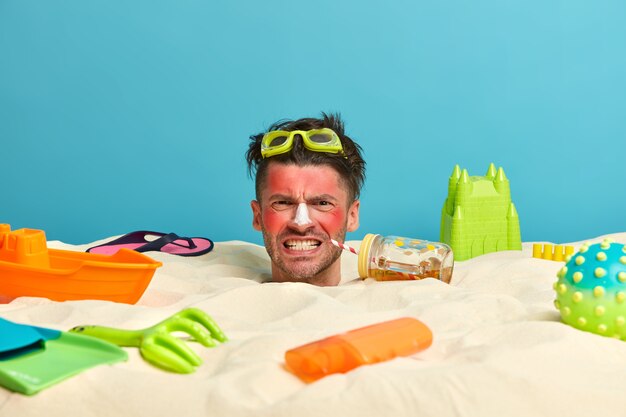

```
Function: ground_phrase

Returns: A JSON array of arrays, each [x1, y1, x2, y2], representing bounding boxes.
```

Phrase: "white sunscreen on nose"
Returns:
[[294, 203, 312, 226]]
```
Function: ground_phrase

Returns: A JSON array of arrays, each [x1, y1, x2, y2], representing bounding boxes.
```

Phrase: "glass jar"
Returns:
[[358, 234, 454, 283]]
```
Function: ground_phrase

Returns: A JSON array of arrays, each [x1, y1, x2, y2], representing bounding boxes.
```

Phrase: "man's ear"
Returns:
[[346, 199, 360, 232], [251, 200, 262, 231]]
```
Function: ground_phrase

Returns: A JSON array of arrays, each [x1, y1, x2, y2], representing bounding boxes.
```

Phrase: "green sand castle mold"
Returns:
[[440, 163, 522, 261]]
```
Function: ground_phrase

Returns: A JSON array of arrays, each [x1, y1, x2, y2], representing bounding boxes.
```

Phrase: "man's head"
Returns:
[[246, 113, 366, 286]]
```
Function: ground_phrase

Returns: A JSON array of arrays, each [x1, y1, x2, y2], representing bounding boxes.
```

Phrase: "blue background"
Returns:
[[1, 1, 625, 245]]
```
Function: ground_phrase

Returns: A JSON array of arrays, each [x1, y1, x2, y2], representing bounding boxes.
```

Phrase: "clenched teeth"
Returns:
[[284, 240, 321, 251]]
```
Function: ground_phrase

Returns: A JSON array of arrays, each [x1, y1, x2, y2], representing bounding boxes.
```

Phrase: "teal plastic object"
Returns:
[[554, 239, 626, 339], [70, 308, 228, 374], [0, 317, 60, 355], [0, 318, 127, 395], [440, 163, 522, 261]]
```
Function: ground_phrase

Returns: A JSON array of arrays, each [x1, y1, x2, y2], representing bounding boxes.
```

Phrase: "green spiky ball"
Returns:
[[554, 239, 626, 339]]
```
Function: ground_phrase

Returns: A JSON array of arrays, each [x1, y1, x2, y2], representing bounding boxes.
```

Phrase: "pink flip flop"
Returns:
[[86, 231, 214, 257]]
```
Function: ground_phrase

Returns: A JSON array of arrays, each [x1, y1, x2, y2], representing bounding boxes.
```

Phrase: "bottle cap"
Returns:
[[358, 233, 379, 278]]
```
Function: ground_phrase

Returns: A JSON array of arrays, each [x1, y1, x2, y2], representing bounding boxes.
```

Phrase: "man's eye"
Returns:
[[271, 201, 293, 211], [314, 201, 334, 211]]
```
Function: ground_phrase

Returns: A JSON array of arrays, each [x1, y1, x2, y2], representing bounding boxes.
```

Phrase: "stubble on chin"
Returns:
[[262, 229, 345, 284]]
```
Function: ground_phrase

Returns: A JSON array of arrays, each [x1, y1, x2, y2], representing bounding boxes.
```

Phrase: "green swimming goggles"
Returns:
[[261, 128, 344, 158]]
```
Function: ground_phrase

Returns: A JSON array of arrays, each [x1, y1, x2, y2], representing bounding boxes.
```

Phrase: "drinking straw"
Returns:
[[330, 239, 359, 255]]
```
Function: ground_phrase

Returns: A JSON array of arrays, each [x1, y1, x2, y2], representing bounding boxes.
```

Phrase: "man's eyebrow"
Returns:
[[309, 194, 339, 202], [267, 194, 340, 202], [267, 194, 294, 201]]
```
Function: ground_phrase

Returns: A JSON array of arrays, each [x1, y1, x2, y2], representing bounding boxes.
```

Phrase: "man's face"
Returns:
[[251, 163, 360, 286]]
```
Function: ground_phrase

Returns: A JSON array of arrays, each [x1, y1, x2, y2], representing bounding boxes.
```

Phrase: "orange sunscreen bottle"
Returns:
[[284, 317, 432, 382]]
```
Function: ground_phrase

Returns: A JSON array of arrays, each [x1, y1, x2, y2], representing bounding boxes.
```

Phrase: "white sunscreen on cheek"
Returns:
[[294, 203, 312, 226]]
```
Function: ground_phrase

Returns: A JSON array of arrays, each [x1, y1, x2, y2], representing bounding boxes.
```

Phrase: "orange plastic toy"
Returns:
[[0, 224, 161, 304], [285, 317, 433, 382]]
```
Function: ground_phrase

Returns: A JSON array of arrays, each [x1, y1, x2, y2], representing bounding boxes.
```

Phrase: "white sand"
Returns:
[[2, 234, 626, 417]]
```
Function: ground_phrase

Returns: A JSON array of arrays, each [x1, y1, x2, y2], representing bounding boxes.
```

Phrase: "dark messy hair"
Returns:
[[245, 112, 366, 203]]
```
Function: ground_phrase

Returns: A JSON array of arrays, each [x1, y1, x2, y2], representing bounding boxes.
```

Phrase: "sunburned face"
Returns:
[[251, 163, 360, 286]]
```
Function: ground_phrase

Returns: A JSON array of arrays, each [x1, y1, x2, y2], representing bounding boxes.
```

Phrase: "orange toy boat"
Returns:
[[0, 224, 162, 304]]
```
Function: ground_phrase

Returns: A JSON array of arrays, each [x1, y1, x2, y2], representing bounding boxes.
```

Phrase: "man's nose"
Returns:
[[289, 203, 314, 230]]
